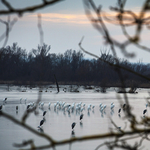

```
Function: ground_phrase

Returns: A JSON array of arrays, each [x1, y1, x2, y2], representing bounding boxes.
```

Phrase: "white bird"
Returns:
[[24, 98, 27, 104], [62, 102, 66, 107], [111, 104, 115, 109], [67, 106, 71, 113], [87, 105, 91, 112], [79, 102, 82, 105], [81, 107, 84, 112], [103, 105, 107, 109], [20, 98, 22, 103], [30, 102, 34, 107], [40, 102, 44, 108], [54, 103, 57, 110], [48, 102, 51, 108], [99, 103, 103, 107], [111, 102, 114, 105], [3, 98, 7, 104], [100, 105, 104, 112], [71, 103, 75, 111], [39, 102, 41, 106], [110, 102, 115, 109], [76, 105, 80, 112], [83, 103, 86, 107]]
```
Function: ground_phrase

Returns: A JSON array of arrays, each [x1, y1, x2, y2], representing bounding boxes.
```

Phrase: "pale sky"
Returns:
[[0, 0, 150, 63]]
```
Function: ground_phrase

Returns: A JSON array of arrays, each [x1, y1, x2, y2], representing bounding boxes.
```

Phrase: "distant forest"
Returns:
[[0, 43, 150, 87]]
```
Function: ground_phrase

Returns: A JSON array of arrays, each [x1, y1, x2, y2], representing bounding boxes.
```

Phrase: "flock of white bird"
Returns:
[[36, 100, 118, 130], [35, 100, 119, 131], [0, 96, 148, 132]]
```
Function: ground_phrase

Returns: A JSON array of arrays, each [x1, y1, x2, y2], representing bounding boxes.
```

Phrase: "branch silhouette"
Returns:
[[1, 0, 150, 150], [0, 0, 63, 16]]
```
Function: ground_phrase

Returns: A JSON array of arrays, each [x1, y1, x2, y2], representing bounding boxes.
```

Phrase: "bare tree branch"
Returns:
[[0, 16, 17, 47], [0, 0, 64, 16], [37, 14, 44, 46]]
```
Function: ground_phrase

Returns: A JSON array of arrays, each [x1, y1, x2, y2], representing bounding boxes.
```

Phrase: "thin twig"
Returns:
[[37, 14, 44, 46], [0, 0, 63, 16]]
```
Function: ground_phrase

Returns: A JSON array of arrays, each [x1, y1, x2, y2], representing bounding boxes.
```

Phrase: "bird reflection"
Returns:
[[110, 109, 114, 116], [71, 130, 75, 137], [40, 107, 44, 111], [68, 112, 71, 117], [87, 111, 90, 116], [80, 122, 83, 128], [38, 127, 44, 133], [63, 111, 66, 116], [43, 117, 46, 123]]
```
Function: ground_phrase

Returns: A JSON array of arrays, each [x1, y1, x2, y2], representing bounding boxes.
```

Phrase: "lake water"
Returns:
[[0, 85, 150, 150]]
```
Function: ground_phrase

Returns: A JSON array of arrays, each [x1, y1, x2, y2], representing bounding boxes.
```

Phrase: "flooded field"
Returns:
[[0, 85, 150, 150]]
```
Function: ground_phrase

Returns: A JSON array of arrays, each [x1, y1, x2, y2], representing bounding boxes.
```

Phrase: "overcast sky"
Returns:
[[0, 0, 150, 63]]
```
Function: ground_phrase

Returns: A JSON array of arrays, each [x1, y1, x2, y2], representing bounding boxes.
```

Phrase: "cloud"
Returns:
[[28, 13, 90, 25], [18, 8, 150, 27]]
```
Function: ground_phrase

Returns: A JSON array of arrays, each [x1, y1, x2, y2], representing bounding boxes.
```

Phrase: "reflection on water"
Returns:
[[87, 111, 90, 116], [71, 130, 75, 137], [38, 127, 44, 133], [110, 109, 114, 116], [80, 122, 83, 128], [0, 87, 150, 150]]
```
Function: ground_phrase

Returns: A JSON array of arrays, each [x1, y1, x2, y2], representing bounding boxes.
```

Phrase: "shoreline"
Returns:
[[0, 81, 150, 89]]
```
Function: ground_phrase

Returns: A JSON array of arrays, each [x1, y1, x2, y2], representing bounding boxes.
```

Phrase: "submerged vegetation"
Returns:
[[0, 43, 150, 87]]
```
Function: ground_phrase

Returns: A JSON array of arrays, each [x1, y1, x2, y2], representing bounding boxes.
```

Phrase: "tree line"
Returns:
[[0, 42, 150, 87]]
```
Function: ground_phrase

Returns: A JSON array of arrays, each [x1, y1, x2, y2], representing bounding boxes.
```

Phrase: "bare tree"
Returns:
[[1, 0, 150, 150]]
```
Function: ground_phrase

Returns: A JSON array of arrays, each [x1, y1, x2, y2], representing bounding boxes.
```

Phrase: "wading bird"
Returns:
[[80, 114, 84, 122], [118, 108, 121, 113], [3, 97, 7, 104], [16, 106, 18, 111], [48, 102, 51, 109], [38, 119, 45, 128], [71, 122, 76, 130], [123, 103, 126, 110], [143, 109, 147, 115], [27, 104, 30, 109], [43, 111, 47, 116]]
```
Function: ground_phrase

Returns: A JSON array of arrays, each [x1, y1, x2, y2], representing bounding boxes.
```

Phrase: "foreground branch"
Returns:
[[0, 0, 63, 16], [1, 110, 150, 149]]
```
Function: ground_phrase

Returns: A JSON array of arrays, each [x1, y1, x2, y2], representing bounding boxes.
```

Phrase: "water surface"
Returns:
[[0, 86, 149, 150]]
